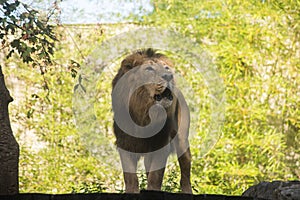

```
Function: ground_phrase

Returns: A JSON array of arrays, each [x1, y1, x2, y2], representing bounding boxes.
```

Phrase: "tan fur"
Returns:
[[112, 48, 192, 193]]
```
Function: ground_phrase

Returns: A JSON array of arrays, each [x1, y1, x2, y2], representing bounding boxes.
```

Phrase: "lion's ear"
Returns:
[[125, 64, 132, 69], [121, 59, 133, 70]]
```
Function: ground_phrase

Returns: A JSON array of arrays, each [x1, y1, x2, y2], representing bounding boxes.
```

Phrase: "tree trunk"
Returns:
[[0, 65, 19, 195]]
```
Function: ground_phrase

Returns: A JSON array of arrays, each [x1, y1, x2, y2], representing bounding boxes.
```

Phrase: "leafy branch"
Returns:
[[0, 0, 59, 74]]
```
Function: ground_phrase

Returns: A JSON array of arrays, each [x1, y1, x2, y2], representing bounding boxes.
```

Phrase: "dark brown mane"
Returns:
[[136, 48, 165, 58]]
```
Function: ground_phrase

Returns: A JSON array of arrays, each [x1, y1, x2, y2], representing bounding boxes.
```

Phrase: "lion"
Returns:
[[111, 48, 192, 193]]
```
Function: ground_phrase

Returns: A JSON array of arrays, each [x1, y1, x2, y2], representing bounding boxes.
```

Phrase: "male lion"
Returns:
[[111, 48, 192, 193]]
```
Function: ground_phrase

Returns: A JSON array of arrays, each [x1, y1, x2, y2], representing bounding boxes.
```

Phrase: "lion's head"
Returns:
[[133, 59, 175, 108], [112, 49, 177, 126]]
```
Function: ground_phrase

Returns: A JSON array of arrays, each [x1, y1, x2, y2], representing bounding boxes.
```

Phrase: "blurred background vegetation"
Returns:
[[1, 0, 299, 195]]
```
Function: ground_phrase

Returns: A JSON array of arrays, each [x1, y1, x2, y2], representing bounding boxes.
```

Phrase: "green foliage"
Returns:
[[143, 0, 300, 195], [71, 179, 108, 193], [0, 0, 57, 70], [4, 25, 126, 193], [1, 0, 299, 196]]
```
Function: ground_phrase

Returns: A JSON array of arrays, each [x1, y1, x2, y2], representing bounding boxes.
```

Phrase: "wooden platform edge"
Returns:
[[0, 190, 268, 200]]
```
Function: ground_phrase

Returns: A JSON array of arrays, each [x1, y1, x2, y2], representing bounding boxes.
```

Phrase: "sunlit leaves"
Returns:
[[0, 0, 57, 69], [144, 0, 300, 195]]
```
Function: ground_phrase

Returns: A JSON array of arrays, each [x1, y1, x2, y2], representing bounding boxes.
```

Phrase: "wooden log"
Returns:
[[0, 65, 19, 195]]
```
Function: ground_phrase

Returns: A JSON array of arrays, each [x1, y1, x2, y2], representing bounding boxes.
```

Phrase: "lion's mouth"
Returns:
[[154, 87, 173, 101]]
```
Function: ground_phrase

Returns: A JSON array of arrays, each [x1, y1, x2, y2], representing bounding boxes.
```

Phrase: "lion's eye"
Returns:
[[145, 66, 154, 71], [164, 66, 170, 70]]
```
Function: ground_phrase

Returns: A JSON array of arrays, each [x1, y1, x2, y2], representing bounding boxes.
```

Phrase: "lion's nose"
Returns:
[[162, 73, 173, 82]]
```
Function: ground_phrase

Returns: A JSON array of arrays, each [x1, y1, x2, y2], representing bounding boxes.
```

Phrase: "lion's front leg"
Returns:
[[123, 172, 139, 193], [118, 149, 139, 193], [144, 150, 169, 191], [146, 168, 166, 191]]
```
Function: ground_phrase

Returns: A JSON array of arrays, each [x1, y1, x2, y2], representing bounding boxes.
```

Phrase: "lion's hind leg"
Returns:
[[177, 145, 192, 193]]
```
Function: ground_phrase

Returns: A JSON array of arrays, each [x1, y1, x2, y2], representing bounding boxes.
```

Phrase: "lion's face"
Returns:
[[112, 49, 177, 124], [136, 60, 175, 108]]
